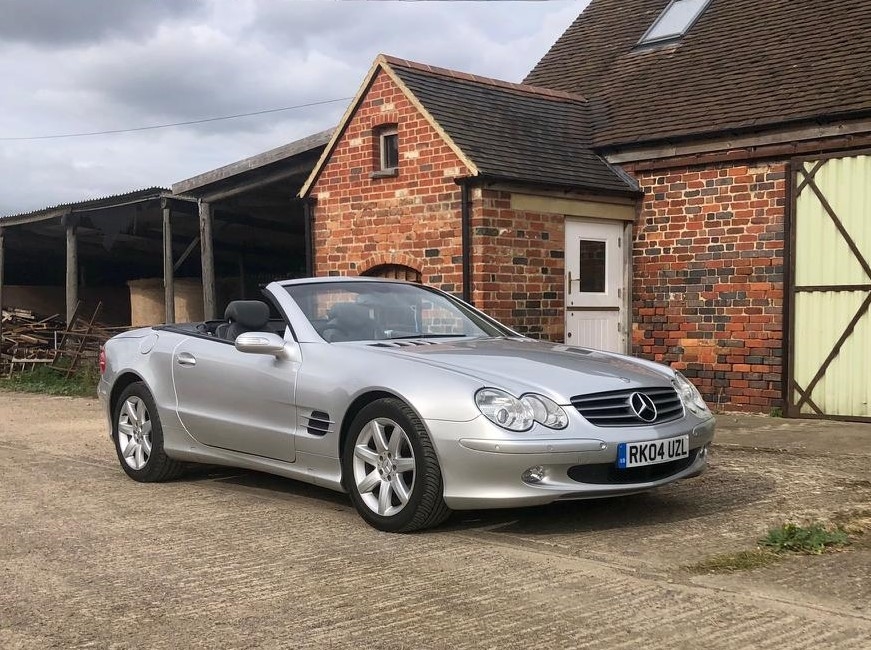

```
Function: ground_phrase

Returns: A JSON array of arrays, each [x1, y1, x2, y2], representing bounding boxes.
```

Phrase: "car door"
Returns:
[[171, 334, 298, 462]]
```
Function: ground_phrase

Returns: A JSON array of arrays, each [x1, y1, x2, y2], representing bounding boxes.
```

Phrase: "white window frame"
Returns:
[[379, 127, 398, 171], [638, 0, 711, 46]]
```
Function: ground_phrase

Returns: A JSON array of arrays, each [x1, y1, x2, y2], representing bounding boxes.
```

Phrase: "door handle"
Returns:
[[567, 271, 581, 288], [177, 352, 197, 367]]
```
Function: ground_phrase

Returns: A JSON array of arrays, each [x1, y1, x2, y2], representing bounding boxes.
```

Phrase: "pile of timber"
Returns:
[[1, 308, 64, 373], [1, 305, 124, 376]]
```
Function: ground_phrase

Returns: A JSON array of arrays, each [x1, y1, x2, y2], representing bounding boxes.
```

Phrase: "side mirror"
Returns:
[[235, 332, 291, 358]]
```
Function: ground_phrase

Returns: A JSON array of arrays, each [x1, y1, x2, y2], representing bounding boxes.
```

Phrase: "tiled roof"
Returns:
[[525, 0, 871, 147], [387, 58, 638, 196]]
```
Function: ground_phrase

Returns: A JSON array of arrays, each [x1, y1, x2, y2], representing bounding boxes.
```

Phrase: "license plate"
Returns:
[[616, 435, 689, 469]]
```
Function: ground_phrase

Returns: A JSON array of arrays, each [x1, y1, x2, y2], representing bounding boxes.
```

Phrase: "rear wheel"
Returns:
[[113, 382, 183, 482], [343, 398, 451, 532]]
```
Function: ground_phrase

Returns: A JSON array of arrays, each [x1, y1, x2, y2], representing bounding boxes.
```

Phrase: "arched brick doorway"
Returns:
[[362, 264, 422, 283]]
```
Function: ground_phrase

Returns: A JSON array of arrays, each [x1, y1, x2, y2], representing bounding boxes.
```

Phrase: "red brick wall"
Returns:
[[626, 162, 787, 411], [471, 189, 566, 340], [309, 69, 470, 293]]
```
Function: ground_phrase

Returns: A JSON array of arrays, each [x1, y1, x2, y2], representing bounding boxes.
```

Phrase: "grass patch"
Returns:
[[688, 548, 781, 574], [0, 364, 99, 398], [687, 521, 852, 574], [760, 522, 850, 555]]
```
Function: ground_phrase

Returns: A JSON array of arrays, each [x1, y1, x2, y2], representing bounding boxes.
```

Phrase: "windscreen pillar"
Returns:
[[63, 213, 79, 325], [162, 199, 175, 324], [198, 200, 217, 320]]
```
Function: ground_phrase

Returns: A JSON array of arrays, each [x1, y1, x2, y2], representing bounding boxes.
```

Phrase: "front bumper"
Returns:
[[426, 414, 715, 510]]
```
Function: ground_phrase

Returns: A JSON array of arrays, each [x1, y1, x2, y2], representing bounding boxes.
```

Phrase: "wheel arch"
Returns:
[[338, 390, 435, 481], [109, 371, 147, 423]]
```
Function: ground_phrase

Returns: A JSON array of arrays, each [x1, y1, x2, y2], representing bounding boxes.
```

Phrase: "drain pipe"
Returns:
[[303, 198, 315, 277], [456, 178, 473, 304]]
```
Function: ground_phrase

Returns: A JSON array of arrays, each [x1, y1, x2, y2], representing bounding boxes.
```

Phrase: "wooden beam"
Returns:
[[162, 202, 175, 324], [193, 160, 316, 204], [65, 218, 78, 325], [199, 201, 216, 320], [213, 209, 301, 233], [174, 235, 200, 272]]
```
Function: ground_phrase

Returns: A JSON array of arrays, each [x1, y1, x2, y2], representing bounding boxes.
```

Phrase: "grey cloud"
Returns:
[[247, 1, 576, 81], [0, 0, 583, 215], [0, 0, 202, 46]]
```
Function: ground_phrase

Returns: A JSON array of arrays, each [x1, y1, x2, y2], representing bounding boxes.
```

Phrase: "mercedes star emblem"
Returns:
[[628, 392, 658, 422]]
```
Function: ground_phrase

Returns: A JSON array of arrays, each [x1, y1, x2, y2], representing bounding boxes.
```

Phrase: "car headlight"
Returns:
[[673, 371, 710, 416], [475, 388, 568, 431], [521, 394, 569, 429]]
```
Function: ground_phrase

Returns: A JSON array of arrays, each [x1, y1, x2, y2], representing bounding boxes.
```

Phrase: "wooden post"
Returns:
[[64, 214, 79, 325], [0, 226, 5, 350], [162, 200, 175, 324], [199, 200, 216, 320]]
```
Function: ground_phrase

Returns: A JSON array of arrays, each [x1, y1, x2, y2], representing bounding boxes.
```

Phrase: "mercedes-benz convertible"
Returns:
[[98, 277, 715, 532]]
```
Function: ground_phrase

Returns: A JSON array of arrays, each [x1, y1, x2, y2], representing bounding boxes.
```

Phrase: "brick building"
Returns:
[[301, 0, 871, 420]]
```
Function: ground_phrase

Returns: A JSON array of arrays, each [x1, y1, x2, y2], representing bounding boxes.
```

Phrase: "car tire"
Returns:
[[343, 397, 451, 532], [113, 382, 183, 482]]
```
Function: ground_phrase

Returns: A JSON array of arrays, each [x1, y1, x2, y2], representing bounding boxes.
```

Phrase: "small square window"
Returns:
[[638, 0, 710, 46], [379, 128, 398, 171]]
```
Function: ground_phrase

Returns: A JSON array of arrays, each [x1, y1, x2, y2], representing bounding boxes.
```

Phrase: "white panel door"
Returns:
[[565, 218, 626, 353]]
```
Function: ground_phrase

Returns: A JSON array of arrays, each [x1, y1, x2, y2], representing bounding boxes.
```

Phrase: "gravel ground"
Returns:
[[1, 391, 869, 649]]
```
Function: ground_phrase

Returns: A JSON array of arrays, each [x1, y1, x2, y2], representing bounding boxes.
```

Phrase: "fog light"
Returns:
[[698, 445, 709, 460], [522, 466, 546, 484]]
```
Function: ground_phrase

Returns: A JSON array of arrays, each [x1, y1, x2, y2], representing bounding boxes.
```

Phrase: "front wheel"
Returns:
[[342, 398, 451, 532], [113, 382, 183, 482]]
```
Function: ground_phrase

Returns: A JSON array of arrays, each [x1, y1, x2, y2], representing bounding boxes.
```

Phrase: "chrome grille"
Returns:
[[570, 387, 683, 427]]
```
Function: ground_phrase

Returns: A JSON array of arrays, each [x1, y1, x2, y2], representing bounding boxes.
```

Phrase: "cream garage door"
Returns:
[[789, 153, 871, 419]]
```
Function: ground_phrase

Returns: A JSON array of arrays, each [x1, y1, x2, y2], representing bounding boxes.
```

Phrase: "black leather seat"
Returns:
[[215, 301, 271, 341], [321, 303, 378, 342]]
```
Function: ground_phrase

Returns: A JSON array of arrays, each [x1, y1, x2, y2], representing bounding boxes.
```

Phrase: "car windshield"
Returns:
[[284, 281, 512, 342]]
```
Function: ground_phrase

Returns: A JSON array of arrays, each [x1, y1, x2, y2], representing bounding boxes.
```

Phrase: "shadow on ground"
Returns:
[[178, 461, 773, 536]]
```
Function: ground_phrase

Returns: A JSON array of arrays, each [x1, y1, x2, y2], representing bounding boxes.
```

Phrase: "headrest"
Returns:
[[224, 300, 270, 329], [328, 302, 373, 327]]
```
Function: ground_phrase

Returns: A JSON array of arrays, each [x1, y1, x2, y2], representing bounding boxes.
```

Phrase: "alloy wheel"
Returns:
[[352, 417, 416, 517], [117, 396, 152, 470]]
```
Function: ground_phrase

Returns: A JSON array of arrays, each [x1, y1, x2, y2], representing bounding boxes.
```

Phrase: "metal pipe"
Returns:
[[459, 181, 473, 304]]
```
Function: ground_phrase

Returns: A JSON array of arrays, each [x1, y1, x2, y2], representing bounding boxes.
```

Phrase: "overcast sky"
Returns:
[[0, 0, 588, 216]]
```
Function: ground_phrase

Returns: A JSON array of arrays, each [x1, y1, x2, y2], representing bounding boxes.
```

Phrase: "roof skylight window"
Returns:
[[638, 0, 711, 45]]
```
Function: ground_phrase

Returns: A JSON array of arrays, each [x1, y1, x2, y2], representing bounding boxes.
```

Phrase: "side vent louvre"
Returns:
[[304, 410, 333, 436], [369, 340, 439, 348]]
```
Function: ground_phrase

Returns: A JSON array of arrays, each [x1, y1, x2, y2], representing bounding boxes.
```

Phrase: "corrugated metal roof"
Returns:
[[0, 186, 175, 225], [172, 128, 334, 196]]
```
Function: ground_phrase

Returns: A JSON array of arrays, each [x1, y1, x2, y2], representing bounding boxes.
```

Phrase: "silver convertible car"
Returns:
[[98, 277, 715, 532]]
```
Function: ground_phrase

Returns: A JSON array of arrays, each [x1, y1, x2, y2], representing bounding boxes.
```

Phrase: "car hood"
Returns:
[[371, 337, 674, 403]]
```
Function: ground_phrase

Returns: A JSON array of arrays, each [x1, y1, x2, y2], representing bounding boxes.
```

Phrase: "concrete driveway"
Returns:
[[1, 391, 869, 649]]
